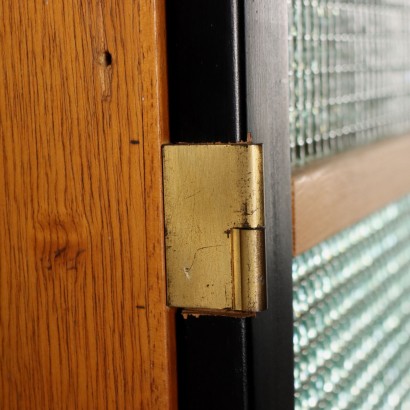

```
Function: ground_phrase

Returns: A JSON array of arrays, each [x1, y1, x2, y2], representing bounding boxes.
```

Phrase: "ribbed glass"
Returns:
[[288, 0, 410, 165], [293, 195, 410, 409]]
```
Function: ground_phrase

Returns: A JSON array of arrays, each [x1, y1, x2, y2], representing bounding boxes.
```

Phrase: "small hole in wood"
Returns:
[[101, 51, 112, 67]]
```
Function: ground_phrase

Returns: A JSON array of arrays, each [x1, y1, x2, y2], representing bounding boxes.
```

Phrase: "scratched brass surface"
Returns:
[[163, 144, 266, 312]]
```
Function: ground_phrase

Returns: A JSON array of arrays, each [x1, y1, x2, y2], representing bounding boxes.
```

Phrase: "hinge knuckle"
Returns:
[[232, 228, 266, 311], [163, 144, 267, 316]]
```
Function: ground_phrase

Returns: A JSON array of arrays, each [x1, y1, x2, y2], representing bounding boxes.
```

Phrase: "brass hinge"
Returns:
[[162, 144, 266, 316]]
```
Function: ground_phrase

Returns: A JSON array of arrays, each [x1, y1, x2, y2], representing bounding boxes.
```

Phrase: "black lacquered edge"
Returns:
[[245, 2, 295, 409], [176, 315, 251, 410], [166, 1, 251, 409], [166, 0, 247, 143]]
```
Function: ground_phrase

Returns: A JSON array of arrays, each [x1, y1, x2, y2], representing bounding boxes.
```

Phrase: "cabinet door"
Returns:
[[0, 2, 176, 409], [167, 1, 410, 409]]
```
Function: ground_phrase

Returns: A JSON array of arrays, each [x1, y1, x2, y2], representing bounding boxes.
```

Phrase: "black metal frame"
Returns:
[[245, 3, 294, 408], [166, 1, 294, 408]]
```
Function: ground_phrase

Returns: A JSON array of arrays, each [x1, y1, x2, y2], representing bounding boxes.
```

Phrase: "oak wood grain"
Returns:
[[292, 135, 410, 256], [0, 1, 176, 409]]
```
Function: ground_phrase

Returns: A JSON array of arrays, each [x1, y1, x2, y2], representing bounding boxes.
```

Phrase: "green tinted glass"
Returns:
[[293, 195, 410, 409], [288, 0, 410, 165]]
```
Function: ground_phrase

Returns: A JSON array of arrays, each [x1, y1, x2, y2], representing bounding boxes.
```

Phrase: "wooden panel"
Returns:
[[0, 1, 176, 409], [292, 135, 410, 255]]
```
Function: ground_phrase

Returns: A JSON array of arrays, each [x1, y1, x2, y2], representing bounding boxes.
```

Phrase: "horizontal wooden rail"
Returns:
[[292, 135, 410, 256]]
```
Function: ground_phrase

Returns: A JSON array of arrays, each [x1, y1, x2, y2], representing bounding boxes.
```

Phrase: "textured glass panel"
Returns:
[[293, 195, 410, 409], [288, 0, 410, 165]]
